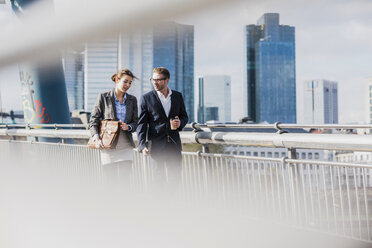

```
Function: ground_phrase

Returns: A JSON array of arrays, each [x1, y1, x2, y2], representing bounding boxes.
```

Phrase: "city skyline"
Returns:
[[1, 0, 372, 123]]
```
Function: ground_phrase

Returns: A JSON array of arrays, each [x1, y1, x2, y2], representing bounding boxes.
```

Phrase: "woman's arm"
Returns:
[[127, 96, 138, 133], [88, 93, 104, 137]]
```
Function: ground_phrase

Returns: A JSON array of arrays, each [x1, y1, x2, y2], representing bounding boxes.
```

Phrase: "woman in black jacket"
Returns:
[[89, 68, 138, 170]]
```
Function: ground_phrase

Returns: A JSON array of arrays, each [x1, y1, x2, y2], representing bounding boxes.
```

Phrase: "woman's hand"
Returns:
[[95, 138, 104, 149], [120, 120, 130, 131]]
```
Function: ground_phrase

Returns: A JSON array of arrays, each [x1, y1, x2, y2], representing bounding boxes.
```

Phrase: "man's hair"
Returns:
[[153, 67, 170, 79]]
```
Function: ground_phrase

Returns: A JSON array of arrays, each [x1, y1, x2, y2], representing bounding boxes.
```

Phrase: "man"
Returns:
[[137, 67, 188, 181]]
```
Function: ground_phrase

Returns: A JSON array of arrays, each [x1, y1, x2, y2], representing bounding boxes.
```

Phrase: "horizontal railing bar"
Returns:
[[1, 139, 89, 148], [2, 123, 372, 130], [0, 124, 88, 129], [285, 158, 372, 168], [2, 128, 372, 152], [192, 123, 372, 130], [193, 131, 372, 151], [0, 128, 90, 139], [182, 151, 284, 162], [184, 151, 372, 168], [4, 139, 371, 169]]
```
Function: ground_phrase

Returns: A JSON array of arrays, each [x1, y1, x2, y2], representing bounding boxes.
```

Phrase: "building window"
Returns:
[[254, 152, 258, 157], [308, 153, 313, 159], [239, 151, 244, 156], [301, 153, 306, 159], [281, 152, 286, 157], [268, 152, 272, 157], [315, 153, 319, 159], [274, 152, 279, 158], [247, 152, 251, 156], [261, 152, 265, 157]]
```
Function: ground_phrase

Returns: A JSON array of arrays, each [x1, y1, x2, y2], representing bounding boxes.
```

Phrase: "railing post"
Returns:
[[202, 144, 210, 153], [288, 148, 296, 159]]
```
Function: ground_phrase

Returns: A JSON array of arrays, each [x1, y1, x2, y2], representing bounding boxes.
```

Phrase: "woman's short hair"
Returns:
[[153, 67, 170, 79], [111, 68, 137, 82]]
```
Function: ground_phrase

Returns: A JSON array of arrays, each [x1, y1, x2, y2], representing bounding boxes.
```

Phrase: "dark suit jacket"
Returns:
[[89, 89, 138, 147], [137, 90, 188, 157]]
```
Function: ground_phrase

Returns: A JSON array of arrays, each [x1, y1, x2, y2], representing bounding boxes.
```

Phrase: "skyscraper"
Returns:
[[198, 75, 231, 123], [366, 78, 372, 123], [246, 13, 296, 123], [303, 80, 338, 124], [62, 48, 85, 111], [121, 22, 195, 122], [84, 37, 119, 112]]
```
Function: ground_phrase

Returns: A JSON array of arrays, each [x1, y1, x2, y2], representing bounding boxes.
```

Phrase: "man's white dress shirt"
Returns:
[[156, 88, 172, 117]]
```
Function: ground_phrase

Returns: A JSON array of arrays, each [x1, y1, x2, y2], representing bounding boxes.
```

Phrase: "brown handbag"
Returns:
[[88, 120, 120, 149]]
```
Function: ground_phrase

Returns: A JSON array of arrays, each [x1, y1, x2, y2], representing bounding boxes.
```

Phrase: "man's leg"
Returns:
[[163, 143, 182, 192]]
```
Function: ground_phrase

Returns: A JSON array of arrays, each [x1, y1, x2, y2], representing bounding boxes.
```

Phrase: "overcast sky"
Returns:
[[1, 0, 372, 123]]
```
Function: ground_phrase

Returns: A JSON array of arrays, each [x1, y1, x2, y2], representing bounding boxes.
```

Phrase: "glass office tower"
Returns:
[[246, 13, 296, 123], [121, 22, 195, 122], [153, 22, 194, 122]]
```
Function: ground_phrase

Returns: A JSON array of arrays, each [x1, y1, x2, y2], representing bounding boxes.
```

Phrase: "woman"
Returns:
[[89, 68, 138, 170]]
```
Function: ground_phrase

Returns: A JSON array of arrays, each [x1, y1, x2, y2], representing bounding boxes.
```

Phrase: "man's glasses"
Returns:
[[150, 78, 166, 83]]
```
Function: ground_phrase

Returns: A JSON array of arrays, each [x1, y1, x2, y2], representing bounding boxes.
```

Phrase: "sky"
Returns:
[[0, 0, 372, 123]]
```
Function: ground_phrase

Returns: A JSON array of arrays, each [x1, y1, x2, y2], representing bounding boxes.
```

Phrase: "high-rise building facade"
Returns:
[[198, 75, 231, 123], [366, 78, 372, 123], [84, 37, 119, 112], [121, 22, 195, 122], [303, 79, 338, 124], [62, 48, 85, 111], [246, 13, 296, 123]]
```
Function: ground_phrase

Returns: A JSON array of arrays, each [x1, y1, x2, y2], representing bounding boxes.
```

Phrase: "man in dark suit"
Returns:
[[137, 67, 188, 179]]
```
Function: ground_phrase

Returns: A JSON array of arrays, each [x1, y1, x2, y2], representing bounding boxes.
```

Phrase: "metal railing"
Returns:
[[1, 125, 372, 243], [131, 150, 372, 242], [2, 123, 372, 151], [2, 122, 372, 130]]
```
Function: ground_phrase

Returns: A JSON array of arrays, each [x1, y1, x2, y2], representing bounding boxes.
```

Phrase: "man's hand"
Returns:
[[142, 147, 150, 156], [170, 116, 180, 129]]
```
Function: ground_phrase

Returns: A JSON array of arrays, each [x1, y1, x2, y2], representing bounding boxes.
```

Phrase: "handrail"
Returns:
[[191, 122, 372, 131], [0, 123, 88, 129], [1, 122, 372, 131], [2, 127, 372, 152]]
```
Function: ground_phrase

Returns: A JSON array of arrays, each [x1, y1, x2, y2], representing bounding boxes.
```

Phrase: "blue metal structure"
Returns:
[[10, 0, 71, 139]]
